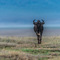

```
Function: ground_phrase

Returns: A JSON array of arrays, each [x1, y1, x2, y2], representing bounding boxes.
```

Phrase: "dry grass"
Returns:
[[0, 49, 37, 60], [0, 36, 60, 60], [48, 56, 60, 60]]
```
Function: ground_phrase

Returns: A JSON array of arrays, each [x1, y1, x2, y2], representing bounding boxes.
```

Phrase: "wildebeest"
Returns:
[[33, 19, 45, 44]]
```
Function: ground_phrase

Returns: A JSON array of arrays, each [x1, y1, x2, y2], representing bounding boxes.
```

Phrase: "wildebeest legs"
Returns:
[[37, 33, 42, 44]]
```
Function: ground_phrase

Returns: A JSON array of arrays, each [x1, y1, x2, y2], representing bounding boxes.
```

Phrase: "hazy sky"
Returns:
[[0, 0, 60, 27]]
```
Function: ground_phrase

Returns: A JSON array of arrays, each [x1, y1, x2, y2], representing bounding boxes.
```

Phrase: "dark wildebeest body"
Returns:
[[33, 19, 45, 44]]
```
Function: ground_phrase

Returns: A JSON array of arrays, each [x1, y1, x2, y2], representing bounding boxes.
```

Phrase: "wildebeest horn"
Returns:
[[33, 19, 36, 23], [41, 19, 45, 24], [41, 19, 44, 22]]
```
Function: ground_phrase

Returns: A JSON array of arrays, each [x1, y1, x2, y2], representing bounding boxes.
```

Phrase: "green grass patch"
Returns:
[[21, 48, 60, 55], [0, 57, 12, 60], [38, 57, 48, 60], [21, 49, 50, 55]]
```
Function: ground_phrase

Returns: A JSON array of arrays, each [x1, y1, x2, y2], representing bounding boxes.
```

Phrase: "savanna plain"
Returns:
[[0, 36, 60, 60]]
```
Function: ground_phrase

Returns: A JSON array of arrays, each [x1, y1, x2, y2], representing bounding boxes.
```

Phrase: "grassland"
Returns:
[[0, 36, 60, 60]]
